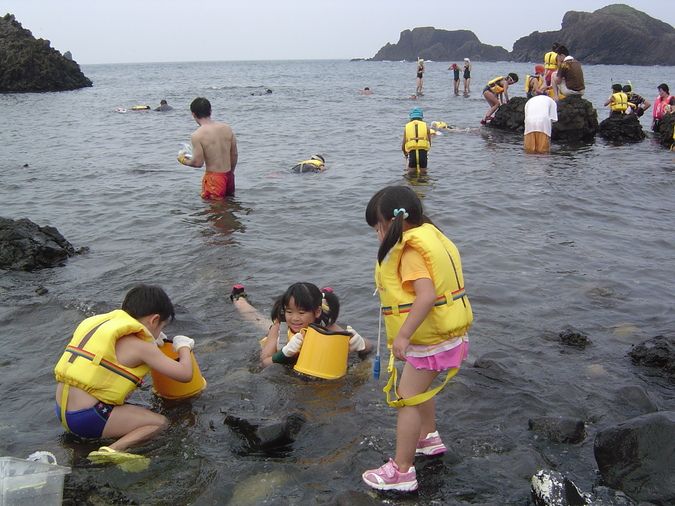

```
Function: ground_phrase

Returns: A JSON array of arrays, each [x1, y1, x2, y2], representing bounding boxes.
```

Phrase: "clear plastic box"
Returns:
[[0, 457, 71, 506]]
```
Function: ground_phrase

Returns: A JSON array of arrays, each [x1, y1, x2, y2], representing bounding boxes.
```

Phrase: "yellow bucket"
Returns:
[[151, 341, 207, 400], [293, 324, 350, 380]]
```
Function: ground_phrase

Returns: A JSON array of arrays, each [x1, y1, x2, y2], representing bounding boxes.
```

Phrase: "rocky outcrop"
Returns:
[[653, 113, 675, 149], [0, 14, 92, 92], [0, 217, 86, 270], [598, 114, 645, 143], [487, 96, 599, 142], [511, 4, 675, 66], [594, 411, 675, 504], [371, 26, 510, 62]]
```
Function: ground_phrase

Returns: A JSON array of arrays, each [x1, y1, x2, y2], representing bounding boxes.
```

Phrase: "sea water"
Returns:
[[0, 60, 673, 504]]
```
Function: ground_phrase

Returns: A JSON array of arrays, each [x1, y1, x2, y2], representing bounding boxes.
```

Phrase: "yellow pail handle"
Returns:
[[383, 352, 459, 408]]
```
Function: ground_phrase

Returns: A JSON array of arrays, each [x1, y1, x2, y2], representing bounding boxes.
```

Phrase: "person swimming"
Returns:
[[290, 154, 326, 173]]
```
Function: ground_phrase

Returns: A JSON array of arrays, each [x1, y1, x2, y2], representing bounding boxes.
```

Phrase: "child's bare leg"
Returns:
[[394, 363, 439, 470], [102, 404, 168, 452], [233, 297, 271, 334]]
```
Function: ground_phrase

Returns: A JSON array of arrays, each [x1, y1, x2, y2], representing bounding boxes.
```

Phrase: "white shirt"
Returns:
[[524, 95, 558, 136]]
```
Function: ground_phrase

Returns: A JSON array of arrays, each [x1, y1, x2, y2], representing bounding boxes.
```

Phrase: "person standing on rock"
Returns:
[[481, 73, 518, 125], [524, 95, 558, 154], [178, 97, 238, 199], [543, 42, 560, 87], [416, 58, 425, 96], [651, 83, 674, 132], [554, 46, 585, 99], [449, 63, 460, 95], [462, 58, 472, 95]]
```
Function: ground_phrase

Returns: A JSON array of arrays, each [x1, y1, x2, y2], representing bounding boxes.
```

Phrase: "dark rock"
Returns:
[[559, 327, 591, 348], [35, 286, 48, 295], [0, 217, 86, 271], [371, 26, 509, 62], [0, 14, 92, 92], [628, 335, 675, 377], [223, 412, 306, 451], [653, 113, 675, 149], [598, 114, 645, 143], [614, 386, 659, 418], [594, 411, 675, 504], [530, 470, 590, 506], [511, 5, 675, 66], [589, 486, 637, 505], [487, 96, 598, 142], [528, 416, 586, 444]]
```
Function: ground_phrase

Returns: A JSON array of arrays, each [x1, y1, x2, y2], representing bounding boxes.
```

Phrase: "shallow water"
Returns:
[[0, 60, 674, 504]]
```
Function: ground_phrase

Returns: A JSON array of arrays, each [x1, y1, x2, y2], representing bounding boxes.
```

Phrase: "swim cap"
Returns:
[[508, 73, 519, 83], [464, 58, 470, 62], [534, 64, 545, 74], [409, 107, 423, 120], [311, 154, 325, 163]]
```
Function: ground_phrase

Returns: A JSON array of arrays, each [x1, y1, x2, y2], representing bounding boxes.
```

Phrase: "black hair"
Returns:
[[622, 84, 632, 93], [122, 284, 175, 323], [552, 42, 561, 52], [190, 97, 212, 119], [508, 73, 519, 83], [612, 83, 623, 93], [657, 83, 670, 94], [557, 45, 569, 57], [270, 282, 339, 327], [160, 99, 167, 105], [365, 186, 434, 264]]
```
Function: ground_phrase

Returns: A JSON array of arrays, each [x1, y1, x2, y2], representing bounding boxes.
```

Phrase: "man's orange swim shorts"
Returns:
[[201, 171, 235, 199]]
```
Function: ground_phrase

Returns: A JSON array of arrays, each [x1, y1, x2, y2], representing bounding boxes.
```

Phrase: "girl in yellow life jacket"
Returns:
[[481, 73, 518, 125], [361, 186, 472, 492], [230, 282, 372, 369], [604, 83, 633, 116], [53, 284, 196, 462], [290, 154, 325, 173]]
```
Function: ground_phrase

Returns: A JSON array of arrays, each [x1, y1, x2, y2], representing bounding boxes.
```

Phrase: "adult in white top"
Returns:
[[524, 95, 558, 154]]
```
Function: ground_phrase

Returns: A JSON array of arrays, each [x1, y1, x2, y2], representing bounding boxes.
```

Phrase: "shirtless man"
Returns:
[[178, 97, 238, 199]]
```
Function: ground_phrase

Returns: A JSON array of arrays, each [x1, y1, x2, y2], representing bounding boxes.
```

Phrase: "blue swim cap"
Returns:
[[409, 107, 423, 120]]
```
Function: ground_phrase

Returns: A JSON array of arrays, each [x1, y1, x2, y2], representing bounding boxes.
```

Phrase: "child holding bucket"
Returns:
[[361, 186, 473, 492], [231, 282, 372, 369], [53, 284, 196, 465]]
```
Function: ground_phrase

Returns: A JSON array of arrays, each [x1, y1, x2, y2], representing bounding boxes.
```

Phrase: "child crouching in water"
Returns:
[[231, 282, 372, 368], [361, 186, 473, 492]]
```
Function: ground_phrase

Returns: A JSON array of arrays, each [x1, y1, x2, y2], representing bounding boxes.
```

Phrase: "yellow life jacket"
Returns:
[[299, 159, 323, 169], [610, 92, 629, 112], [404, 120, 430, 152], [374, 223, 473, 347], [544, 51, 558, 70], [54, 309, 155, 405], [487, 76, 505, 94]]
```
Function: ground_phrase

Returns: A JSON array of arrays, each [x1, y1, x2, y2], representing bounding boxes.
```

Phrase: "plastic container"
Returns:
[[151, 341, 207, 400], [294, 324, 350, 379], [0, 457, 71, 506]]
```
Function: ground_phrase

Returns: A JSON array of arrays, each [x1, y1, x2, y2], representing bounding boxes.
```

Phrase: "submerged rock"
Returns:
[[223, 412, 306, 451], [628, 335, 675, 377], [0, 217, 86, 271], [0, 14, 92, 92], [559, 327, 591, 349], [487, 96, 598, 142], [594, 411, 675, 504], [598, 114, 645, 143], [528, 416, 586, 444]]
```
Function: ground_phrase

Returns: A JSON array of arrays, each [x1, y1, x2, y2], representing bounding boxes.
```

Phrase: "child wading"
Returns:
[[362, 186, 473, 492]]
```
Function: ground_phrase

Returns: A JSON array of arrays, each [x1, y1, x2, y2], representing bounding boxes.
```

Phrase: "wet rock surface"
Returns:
[[653, 113, 675, 149], [598, 113, 645, 143], [628, 334, 675, 377], [0, 217, 86, 270], [528, 416, 586, 444]]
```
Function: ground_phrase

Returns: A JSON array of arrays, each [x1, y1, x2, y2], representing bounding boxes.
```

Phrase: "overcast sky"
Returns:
[[3, 1, 673, 64]]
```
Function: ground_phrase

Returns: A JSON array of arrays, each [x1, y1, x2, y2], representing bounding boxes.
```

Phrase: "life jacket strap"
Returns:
[[64, 345, 144, 386], [59, 384, 70, 431], [381, 288, 465, 316], [383, 352, 459, 407]]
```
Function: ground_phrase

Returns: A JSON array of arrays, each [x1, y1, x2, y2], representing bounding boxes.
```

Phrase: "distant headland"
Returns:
[[0, 13, 92, 93], [368, 4, 675, 65]]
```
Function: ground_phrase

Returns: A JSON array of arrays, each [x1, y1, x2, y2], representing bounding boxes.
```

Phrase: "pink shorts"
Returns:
[[406, 336, 469, 371]]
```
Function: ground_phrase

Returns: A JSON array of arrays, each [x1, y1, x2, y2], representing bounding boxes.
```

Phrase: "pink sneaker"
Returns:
[[415, 431, 447, 456], [362, 458, 418, 491]]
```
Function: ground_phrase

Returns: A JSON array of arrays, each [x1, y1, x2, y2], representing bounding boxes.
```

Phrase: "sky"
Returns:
[[3, 1, 674, 64]]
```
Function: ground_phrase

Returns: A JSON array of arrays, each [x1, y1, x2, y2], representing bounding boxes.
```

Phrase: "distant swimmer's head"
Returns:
[[190, 97, 211, 119], [311, 154, 325, 164], [160, 99, 168, 105], [409, 107, 424, 120], [507, 73, 519, 84], [534, 64, 544, 74], [622, 84, 632, 93], [612, 83, 623, 93]]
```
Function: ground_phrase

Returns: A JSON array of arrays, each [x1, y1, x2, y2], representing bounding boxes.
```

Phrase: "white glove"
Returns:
[[172, 335, 194, 352], [347, 326, 366, 352], [281, 332, 304, 357], [155, 331, 168, 346]]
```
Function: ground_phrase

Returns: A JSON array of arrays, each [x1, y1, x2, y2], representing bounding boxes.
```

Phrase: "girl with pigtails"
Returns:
[[230, 282, 372, 368], [361, 186, 473, 492]]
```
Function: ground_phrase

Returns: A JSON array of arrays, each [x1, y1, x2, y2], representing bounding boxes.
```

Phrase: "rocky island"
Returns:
[[0, 13, 92, 93]]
